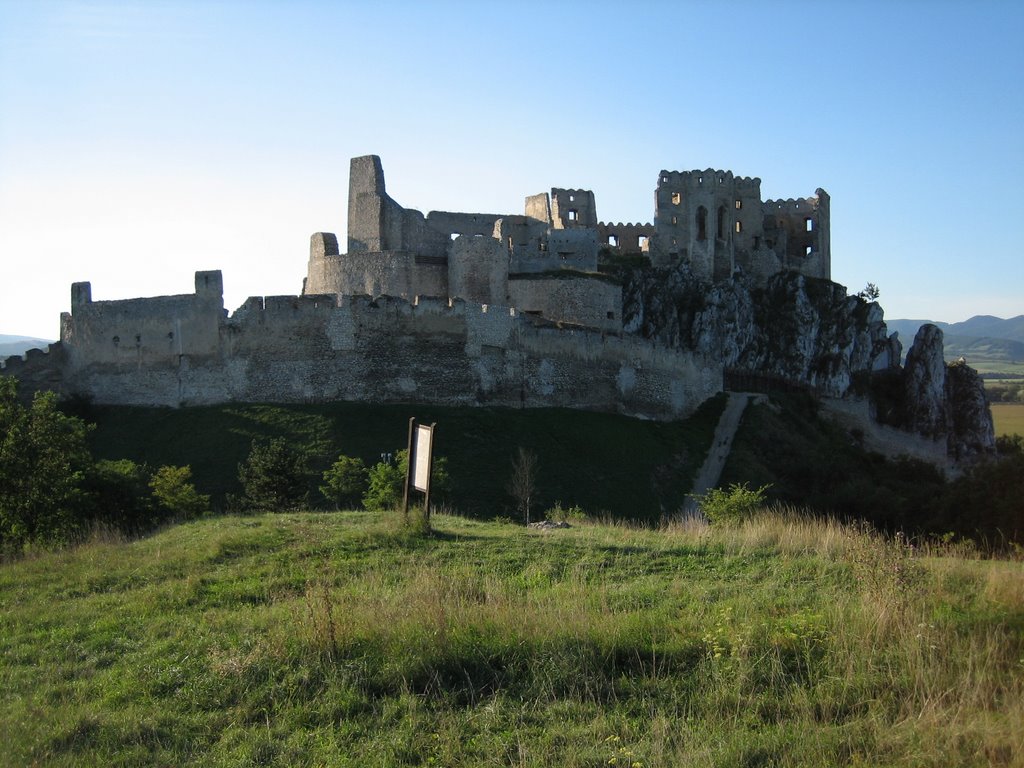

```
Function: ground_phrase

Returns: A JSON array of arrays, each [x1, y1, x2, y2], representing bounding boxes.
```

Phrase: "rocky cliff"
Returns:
[[621, 264, 994, 461]]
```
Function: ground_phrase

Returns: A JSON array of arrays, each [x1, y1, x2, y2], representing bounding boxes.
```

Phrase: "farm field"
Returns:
[[991, 403, 1024, 438], [1, 511, 1021, 767]]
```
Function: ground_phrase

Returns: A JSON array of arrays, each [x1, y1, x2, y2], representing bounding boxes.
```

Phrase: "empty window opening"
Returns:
[[662, 175, 668, 183], [638, 235, 648, 248], [672, 237, 678, 246], [608, 234, 618, 246], [754, 236, 761, 249], [671, 192, 681, 205], [735, 199, 742, 209], [718, 176, 724, 184], [568, 210, 578, 221], [112, 336, 120, 346], [698, 175, 703, 184], [671, 215, 678, 225], [569, 194, 575, 202], [607, 311, 615, 320], [735, 221, 742, 234], [696, 206, 707, 241], [805, 218, 813, 232], [805, 245, 813, 256], [450, 232, 461, 241], [716, 206, 725, 239]]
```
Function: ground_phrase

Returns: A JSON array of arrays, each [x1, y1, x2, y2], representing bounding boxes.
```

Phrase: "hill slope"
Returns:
[[2, 511, 1021, 766]]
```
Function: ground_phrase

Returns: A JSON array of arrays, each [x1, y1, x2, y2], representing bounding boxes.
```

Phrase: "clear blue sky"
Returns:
[[2, 0, 1022, 339]]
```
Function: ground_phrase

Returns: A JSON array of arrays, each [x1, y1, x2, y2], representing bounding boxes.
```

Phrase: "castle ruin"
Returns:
[[3, 156, 832, 420]]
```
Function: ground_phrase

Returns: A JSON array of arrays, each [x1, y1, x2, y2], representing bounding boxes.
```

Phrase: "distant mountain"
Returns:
[[0, 335, 55, 359], [886, 316, 1024, 345], [885, 316, 1024, 365]]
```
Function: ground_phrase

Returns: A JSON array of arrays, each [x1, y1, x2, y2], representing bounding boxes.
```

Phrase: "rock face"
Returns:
[[900, 324, 995, 460], [622, 265, 995, 461], [624, 265, 899, 397]]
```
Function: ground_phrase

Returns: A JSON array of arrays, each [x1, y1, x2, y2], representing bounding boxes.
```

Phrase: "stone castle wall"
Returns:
[[20, 272, 721, 419]]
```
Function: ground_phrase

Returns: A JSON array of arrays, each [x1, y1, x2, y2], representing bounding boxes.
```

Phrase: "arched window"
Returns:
[[696, 206, 707, 241]]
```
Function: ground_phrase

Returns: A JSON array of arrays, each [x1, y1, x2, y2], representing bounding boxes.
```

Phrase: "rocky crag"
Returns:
[[621, 264, 994, 461]]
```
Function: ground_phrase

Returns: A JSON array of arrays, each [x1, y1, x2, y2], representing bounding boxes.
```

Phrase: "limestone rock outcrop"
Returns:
[[622, 265, 995, 461]]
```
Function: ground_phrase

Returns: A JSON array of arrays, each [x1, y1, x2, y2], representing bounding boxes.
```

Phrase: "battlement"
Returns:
[[657, 169, 760, 187]]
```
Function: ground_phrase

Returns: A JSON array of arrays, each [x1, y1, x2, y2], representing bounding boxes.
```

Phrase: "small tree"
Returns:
[[0, 377, 93, 552], [856, 283, 880, 301], [150, 465, 210, 520], [508, 447, 538, 524], [237, 438, 308, 512], [320, 455, 369, 509], [83, 459, 154, 531]]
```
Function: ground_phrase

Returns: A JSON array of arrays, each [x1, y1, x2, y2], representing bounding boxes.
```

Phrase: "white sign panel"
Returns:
[[412, 424, 433, 492]]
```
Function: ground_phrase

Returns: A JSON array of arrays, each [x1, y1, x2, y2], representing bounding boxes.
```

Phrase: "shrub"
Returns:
[[544, 501, 587, 523], [150, 465, 210, 520], [237, 438, 308, 512], [320, 455, 369, 509], [82, 459, 155, 531], [694, 482, 770, 525], [362, 449, 450, 512], [0, 378, 93, 552]]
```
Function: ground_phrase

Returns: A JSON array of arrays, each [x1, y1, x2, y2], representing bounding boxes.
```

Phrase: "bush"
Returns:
[[544, 501, 587, 523], [362, 449, 450, 512], [320, 455, 369, 509], [150, 465, 210, 520], [694, 482, 770, 525], [0, 378, 93, 552], [237, 438, 309, 512], [82, 459, 155, 531]]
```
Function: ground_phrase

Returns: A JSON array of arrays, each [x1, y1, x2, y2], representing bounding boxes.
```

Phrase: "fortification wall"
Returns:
[[305, 250, 447, 298], [448, 235, 509, 306], [508, 275, 621, 331], [426, 211, 503, 239], [597, 222, 654, 252], [46, 274, 717, 419]]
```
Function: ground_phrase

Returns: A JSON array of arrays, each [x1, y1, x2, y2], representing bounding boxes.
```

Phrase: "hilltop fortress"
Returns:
[[5, 155, 842, 422]]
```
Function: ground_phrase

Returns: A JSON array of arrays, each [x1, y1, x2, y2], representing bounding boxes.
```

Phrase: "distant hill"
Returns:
[[0, 335, 55, 359], [885, 316, 1024, 367]]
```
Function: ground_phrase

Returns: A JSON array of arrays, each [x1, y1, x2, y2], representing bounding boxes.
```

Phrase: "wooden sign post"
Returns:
[[402, 417, 436, 523]]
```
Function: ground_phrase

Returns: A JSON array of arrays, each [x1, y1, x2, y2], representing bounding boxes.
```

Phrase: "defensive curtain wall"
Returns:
[[6, 271, 721, 418]]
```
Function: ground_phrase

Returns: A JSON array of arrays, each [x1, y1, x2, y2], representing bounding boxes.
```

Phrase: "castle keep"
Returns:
[[3, 156, 831, 419]]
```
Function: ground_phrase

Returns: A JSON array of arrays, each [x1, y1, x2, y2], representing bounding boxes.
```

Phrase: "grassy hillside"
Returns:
[[78, 398, 726, 522], [1, 511, 1021, 767]]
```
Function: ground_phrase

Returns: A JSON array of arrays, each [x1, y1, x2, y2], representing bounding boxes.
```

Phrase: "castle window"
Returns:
[[608, 234, 618, 246], [718, 176, 724, 184], [112, 336, 119, 346], [696, 207, 707, 241], [754, 236, 761, 249], [716, 206, 725, 239], [805, 218, 813, 232], [671, 216, 678, 225], [568, 210, 578, 221], [698, 175, 703, 184], [569, 194, 575, 202], [735, 221, 742, 234], [638, 235, 648, 248], [662, 175, 668, 183], [735, 199, 742, 210], [805, 246, 813, 256], [672, 237, 678, 246], [450, 232, 460, 241], [607, 311, 615, 320], [671, 192, 681, 205]]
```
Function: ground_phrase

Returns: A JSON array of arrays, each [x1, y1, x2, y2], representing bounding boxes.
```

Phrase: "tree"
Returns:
[[320, 455, 369, 509], [236, 438, 308, 512], [0, 377, 92, 551], [150, 465, 210, 520], [856, 283, 880, 301], [507, 447, 538, 524], [82, 459, 154, 532]]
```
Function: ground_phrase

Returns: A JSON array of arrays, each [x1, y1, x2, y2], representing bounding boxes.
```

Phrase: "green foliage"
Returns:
[[855, 282, 880, 301], [0, 377, 92, 552], [319, 455, 369, 509], [544, 500, 587, 523], [694, 482, 769, 524], [149, 465, 210, 520], [362, 449, 450, 511], [236, 438, 309, 512], [82, 459, 155, 532]]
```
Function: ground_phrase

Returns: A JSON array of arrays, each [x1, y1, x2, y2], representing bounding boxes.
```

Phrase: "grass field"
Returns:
[[992, 403, 1024, 438], [1, 511, 1022, 766]]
